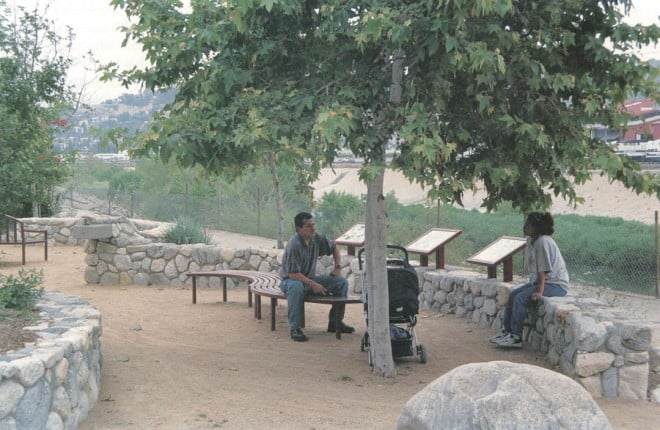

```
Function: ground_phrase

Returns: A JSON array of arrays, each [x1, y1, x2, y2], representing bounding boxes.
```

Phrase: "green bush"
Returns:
[[314, 191, 365, 239], [0, 269, 44, 315], [164, 218, 213, 245]]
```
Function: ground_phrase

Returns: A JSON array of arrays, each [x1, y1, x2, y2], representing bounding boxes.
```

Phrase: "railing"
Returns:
[[1, 214, 48, 265]]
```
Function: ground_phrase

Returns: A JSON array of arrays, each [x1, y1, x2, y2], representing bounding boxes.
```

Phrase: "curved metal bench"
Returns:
[[186, 270, 361, 339], [249, 273, 361, 339]]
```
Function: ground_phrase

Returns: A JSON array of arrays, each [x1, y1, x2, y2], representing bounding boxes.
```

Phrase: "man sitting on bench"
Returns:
[[279, 211, 355, 342]]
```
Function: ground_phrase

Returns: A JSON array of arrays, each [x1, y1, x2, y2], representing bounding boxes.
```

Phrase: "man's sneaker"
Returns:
[[496, 333, 522, 348], [290, 328, 308, 342], [489, 328, 509, 343], [327, 322, 355, 333]]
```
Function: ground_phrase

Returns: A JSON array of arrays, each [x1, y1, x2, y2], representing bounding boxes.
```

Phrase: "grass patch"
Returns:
[[164, 217, 213, 245]]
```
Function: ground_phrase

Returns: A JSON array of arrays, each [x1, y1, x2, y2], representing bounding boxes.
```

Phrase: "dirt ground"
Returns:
[[1, 245, 658, 429]]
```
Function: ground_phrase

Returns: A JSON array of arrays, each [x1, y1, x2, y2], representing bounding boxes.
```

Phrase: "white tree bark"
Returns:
[[364, 48, 406, 376], [365, 167, 395, 377]]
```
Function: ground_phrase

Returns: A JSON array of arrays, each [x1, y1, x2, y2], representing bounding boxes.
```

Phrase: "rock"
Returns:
[[397, 361, 611, 430], [575, 352, 615, 377]]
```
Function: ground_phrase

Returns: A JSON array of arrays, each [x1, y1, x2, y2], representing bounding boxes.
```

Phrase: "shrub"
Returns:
[[164, 217, 213, 244], [314, 191, 364, 239], [0, 269, 44, 315]]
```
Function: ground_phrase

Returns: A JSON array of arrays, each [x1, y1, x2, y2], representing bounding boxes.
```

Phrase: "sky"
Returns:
[[8, 0, 660, 104]]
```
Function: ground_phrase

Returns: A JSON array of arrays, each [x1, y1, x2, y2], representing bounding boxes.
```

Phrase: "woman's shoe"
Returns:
[[496, 333, 522, 348], [489, 328, 509, 343]]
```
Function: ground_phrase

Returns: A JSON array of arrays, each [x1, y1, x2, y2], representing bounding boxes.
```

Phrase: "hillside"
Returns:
[[313, 167, 659, 225]]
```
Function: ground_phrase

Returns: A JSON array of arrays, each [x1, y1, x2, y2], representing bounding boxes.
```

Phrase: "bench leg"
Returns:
[[270, 298, 277, 331], [192, 277, 197, 304], [255, 296, 262, 320], [222, 278, 227, 302], [248, 288, 252, 308]]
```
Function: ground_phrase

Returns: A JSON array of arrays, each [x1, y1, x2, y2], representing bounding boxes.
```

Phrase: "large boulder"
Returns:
[[397, 361, 611, 430]]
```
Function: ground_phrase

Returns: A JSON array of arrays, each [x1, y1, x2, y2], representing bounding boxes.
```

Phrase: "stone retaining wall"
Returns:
[[526, 296, 656, 401], [18, 215, 167, 248], [0, 292, 102, 429], [17, 217, 85, 247], [17, 215, 345, 286], [82, 239, 348, 287], [420, 268, 659, 403]]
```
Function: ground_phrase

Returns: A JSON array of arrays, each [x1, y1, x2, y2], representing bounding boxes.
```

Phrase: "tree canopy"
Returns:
[[0, 1, 75, 217], [106, 0, 659, 375], [107, 0, 658, 212]]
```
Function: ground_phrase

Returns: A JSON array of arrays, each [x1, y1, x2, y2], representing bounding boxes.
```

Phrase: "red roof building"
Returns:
[[620, 99, 660, 142]]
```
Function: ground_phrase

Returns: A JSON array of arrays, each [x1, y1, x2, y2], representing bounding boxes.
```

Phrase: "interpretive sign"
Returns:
[[405, 228, 462, 268], [335, 223, 365, 256], [467, 236, 527, 281]]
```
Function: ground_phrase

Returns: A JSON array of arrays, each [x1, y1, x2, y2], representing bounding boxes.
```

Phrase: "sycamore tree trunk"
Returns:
[[365, 48, 405, 376], [365, 166, 395, 376], [268, 151, 285, 249]]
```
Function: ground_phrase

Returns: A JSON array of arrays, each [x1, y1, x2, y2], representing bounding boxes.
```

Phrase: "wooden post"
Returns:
[[487, 266, 497, 279], [503, 256, 514, 282], [435, 247, 445, 269]]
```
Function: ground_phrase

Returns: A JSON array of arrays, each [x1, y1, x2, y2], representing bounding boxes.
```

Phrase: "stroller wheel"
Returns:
[[360, 332, 369, 352], [417, 344, 427, 364]]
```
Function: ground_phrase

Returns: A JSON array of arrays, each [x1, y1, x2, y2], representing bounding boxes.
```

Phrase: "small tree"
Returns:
[[0, 2, 76, 217], [103, 0, 327, 247]]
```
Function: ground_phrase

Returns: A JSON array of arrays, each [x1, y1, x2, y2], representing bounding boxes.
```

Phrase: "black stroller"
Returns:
[[358, 245, 426, 365]]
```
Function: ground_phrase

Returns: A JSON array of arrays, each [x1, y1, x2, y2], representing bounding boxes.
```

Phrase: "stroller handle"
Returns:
[[357, 244, 409, 270]]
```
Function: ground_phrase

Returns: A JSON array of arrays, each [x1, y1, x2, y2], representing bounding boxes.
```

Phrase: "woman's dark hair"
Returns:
[[526, 212, 555, 235], [294, 211, 313, 228]]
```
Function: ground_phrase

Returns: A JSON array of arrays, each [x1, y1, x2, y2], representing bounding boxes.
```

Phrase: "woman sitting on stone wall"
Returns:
[[490, 212, 570, 348]]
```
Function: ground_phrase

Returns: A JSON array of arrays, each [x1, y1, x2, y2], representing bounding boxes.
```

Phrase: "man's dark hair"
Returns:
[[526, 212, 555, 235], [294, 211, 313, 229]]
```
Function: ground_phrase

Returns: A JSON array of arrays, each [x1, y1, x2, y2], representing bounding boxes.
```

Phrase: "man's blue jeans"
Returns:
[[280, 275, 349, 330], [502, 282, 567, 336]]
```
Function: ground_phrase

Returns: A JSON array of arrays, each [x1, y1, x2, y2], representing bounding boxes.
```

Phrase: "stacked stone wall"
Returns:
[[419, 268, 659, 403], [18, 216, 171, 248], [19, 217, 85, 247], [83, 240, 293, 287], [0, 292, 102, 429]]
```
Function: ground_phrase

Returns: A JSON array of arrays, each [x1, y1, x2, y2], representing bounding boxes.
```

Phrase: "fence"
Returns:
[[64, 186, 659, 298]]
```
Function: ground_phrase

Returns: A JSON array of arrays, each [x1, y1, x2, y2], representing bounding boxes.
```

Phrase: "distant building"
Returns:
[[92, 151, 132, 165], [589, 98, 660, 143], [620, 99, 660, 141]]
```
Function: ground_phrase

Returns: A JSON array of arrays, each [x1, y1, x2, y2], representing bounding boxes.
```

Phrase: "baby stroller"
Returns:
[[358, 245, 426, 365]]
